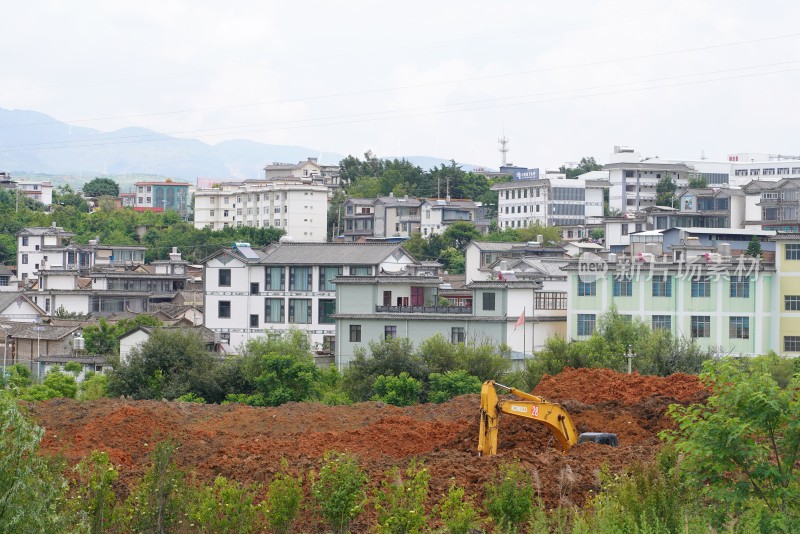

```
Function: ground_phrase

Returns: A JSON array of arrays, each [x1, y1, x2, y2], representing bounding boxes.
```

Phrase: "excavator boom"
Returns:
[[478, 380, 579, 455]]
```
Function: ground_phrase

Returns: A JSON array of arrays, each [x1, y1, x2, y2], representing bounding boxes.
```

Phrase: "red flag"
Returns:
[[514, 309, 525, 331]]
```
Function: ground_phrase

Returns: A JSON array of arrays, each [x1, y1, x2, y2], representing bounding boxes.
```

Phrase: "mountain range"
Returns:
[[0, 108, 488, 184]]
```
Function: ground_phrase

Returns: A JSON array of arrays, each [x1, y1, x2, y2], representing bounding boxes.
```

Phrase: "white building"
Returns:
[[192, 179, 328, 241], [15, 225, 75, 283], [16, 180, 53, 206], [419, 198, 488, 236], [492, 172, 608, 236], [202, 242, 419, 353]]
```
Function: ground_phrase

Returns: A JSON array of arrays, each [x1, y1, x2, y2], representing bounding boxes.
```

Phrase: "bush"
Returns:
[[374, 460, 430, 534], [18, 367, 78, 401], [176, 392, 206, 403], [371, 372, 422, 406], [311, 450, 368, 534], [437, 482, 482, 534], [484, 461, 536, 533], [187, 476, 265, 534], [428, 370, 482, 403], [265, 460, 303, 534], [68, 450, 118, 533], [79, 371, 108, 401]]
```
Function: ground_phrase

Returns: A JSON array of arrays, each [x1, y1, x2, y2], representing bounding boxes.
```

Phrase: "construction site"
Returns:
[[27, 368, 708, 529]]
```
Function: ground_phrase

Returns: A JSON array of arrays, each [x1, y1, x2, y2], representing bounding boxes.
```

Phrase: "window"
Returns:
[[729, 276, 750, 298], [577, 314, 596, 336], [264, 298, 284, 323], [318, 299, 336, 324], [621, 224, 629, 236], [451, 327, 466, 344], [218, 269, 231, 287], [384, 325, 397, 339], [250, 314, 259, 328], [613, 276, 633, 297], [265, 267, 285, 290], [784, 336, 800, 351], [350, 324, 361, 342], [577, 280, 596, 296], [652, 315, 671, 331], [319, 266, 342, 290], [652, 275, 672, 297], [350, 265, 372, 276], [289, 266, 312, 291], [210, 210, 215, 216], [729, 317, 750, 339], [785, 295, 800, 311], [250, 282, 259, 295], [0, 276, 8, 287], [323, 335, 335, 353], [22, 254, 28, 265], [786, 244, 800, 260], [691, 316, 710, 338], [534, 292, 567, 310], [288, 298, 312, 323], [218, 300, 231, 319], [691, 276, 711, 297], [482, 292, 496, 311], [22, 236, 28, 246]]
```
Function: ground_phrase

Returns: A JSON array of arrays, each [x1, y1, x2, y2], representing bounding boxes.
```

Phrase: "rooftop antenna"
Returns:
[[498, 132, 510, 166], [700, 149, 707, 160]]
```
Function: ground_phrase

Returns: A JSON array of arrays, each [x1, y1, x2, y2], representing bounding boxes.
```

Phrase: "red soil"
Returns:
[[26, 367, 709, 531]]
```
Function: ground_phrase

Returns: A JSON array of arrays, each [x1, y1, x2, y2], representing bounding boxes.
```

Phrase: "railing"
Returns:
[[375, 305, 472, 314]]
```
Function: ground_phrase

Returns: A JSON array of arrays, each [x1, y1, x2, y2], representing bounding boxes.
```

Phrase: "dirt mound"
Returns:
[[534, 367, 708, 405], [26, 368, 706, 529]]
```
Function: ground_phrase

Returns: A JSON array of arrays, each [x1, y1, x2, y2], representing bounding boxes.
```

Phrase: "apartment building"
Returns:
[[264, 157, 340, 192], [741, 177, 800, 232], [564, 243, 775, 355], [773, 234, 800, 355], [16, 225, 75, 282], [670, 188, 745, 228], [193, 179, 328, 241], [420, 198, 488, 236], [492, 172, 608, 235], [130, 181, 191, 217], [202, 242, 419, 353]]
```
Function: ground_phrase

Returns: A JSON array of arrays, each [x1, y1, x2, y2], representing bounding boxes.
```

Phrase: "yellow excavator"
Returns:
[[477, 380, 616, 455]]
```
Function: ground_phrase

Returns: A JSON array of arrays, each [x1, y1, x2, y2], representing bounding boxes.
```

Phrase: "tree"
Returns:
[[688, 174, 709, 188], [82, 177, 120, 197], [559, 156, 603, 179], [371, 372, 422, 406], [656, 173, 677, 206], [311, 451, 368, 534], [0, 393, 69, 533], [373, 461, 430, 533], [427, 370, 482, 403], [442, 221, 480, 251], [664, 359, 800, 531], [747, 235, 763, 257]]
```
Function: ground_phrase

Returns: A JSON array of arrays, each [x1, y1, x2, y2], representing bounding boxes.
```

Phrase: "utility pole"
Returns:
[[626, 345, 636, 374]]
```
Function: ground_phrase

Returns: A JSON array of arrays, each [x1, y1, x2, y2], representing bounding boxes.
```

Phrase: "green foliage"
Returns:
[[4, 363, 32, 389], [417, 333, 459, 375], [664, 358, 800, 532], [114, 440, 185, 533], [79, 371, 108, 401], [558, 156, 603, 179], [484, 461, 536, 533], [483, 222, 562, 246], [18, 367, 78, 401], [0, 392, 69, 533], [186, 476, 265, 534], [656, 173, 677, 206], [342, 337, 424, 402], [442, 221, 480, 251], [265, 460, 303, 534], [583, 449, 695, 534], [84, 315, 163, 356], [437, 482, 482, 534], [68, 450, 118, 534], [589, 228, 604, 240], [373, 460, 430, 534], [456, 339, 512, 382], [176, 392, 206, 403], [64, 361, 83, 374], [688, 175, 709, 188], [107, 329, 218, 401], [311, 450, 368, 534], [427, 370, 481, 403], [372, 372, 422, 406], [82, 177, 120, 197], [747, 235, 763, 257], [316, 365, 352, 405]]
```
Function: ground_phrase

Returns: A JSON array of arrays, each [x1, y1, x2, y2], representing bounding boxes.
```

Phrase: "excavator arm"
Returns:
[[478, 380, 579, 455]]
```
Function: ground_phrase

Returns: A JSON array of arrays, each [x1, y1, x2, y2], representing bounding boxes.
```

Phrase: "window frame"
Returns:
[[384, 325, 397, 339], [349, 324, 361, 342], [218, 300, 231, 319], [482, 292, 496, 311], [690, 276, 711, 298], [651, 275, 672, 297], [577, 314, 596, 336], [690, 315, 710, 338], [729, 276, 750, 298], [729, 316, 750, 339], [218, 268, 231, 287], [651, 315, 671, 331]]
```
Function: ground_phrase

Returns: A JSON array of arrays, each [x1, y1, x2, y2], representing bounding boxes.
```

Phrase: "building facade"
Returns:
[[131, 181, 191, 217]]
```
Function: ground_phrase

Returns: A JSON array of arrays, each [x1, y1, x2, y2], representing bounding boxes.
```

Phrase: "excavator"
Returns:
[[477, 380, 617, 456]]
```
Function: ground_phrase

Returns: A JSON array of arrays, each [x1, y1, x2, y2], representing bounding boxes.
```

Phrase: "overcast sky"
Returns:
[[3, 0, 799, 169]]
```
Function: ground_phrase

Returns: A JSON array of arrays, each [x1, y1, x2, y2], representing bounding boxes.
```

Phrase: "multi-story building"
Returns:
[[333, 271, 567, 368], [15, 180, 53, 206], [492, 172, 608, 235], [670, 188, 745, 228], [419, 198, 488, 236], [563, 242, 775, 355], [773, 234, 800, 355], [202, 242, 419, 353], [605, 154, 693, 215], [264, 157, 340, 192], [130, 181, 191, 217], [742, 178, 800, 232], [15, 225, 75, 283], [463, 240, 566, 283], [192, 179, 328, 240]]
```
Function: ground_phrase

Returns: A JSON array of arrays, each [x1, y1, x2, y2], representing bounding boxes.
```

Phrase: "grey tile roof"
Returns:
[[0, 292, 43, 314], [260, 242, 412, 265], [15, 226, 73, 237], [602, 162, 694, 172]]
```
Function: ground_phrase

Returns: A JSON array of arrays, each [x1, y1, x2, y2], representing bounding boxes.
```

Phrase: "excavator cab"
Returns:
[[577, 432, 618, 447]]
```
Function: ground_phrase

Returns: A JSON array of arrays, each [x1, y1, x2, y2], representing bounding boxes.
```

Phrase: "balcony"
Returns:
[[375, 305, 472, 314]]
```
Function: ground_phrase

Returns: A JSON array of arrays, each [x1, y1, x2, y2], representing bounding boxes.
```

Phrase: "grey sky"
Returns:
[[3, 0, 799, 170]]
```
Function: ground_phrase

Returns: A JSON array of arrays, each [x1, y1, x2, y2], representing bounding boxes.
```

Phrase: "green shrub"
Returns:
[[374, 460, 430, 534], [371, 372, 422, 406], [265, 460, 303, 534], [68, 450, 118, 533], [311, 450, 368, 534], [64, 361, 83, 374], [79, 371, 108, 401], [176, 392, 206, 403], [437, 482, 481, 534], [428, 370, 481, 403], [484, 461, 536, 533], [187, 476, 265, 534]]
